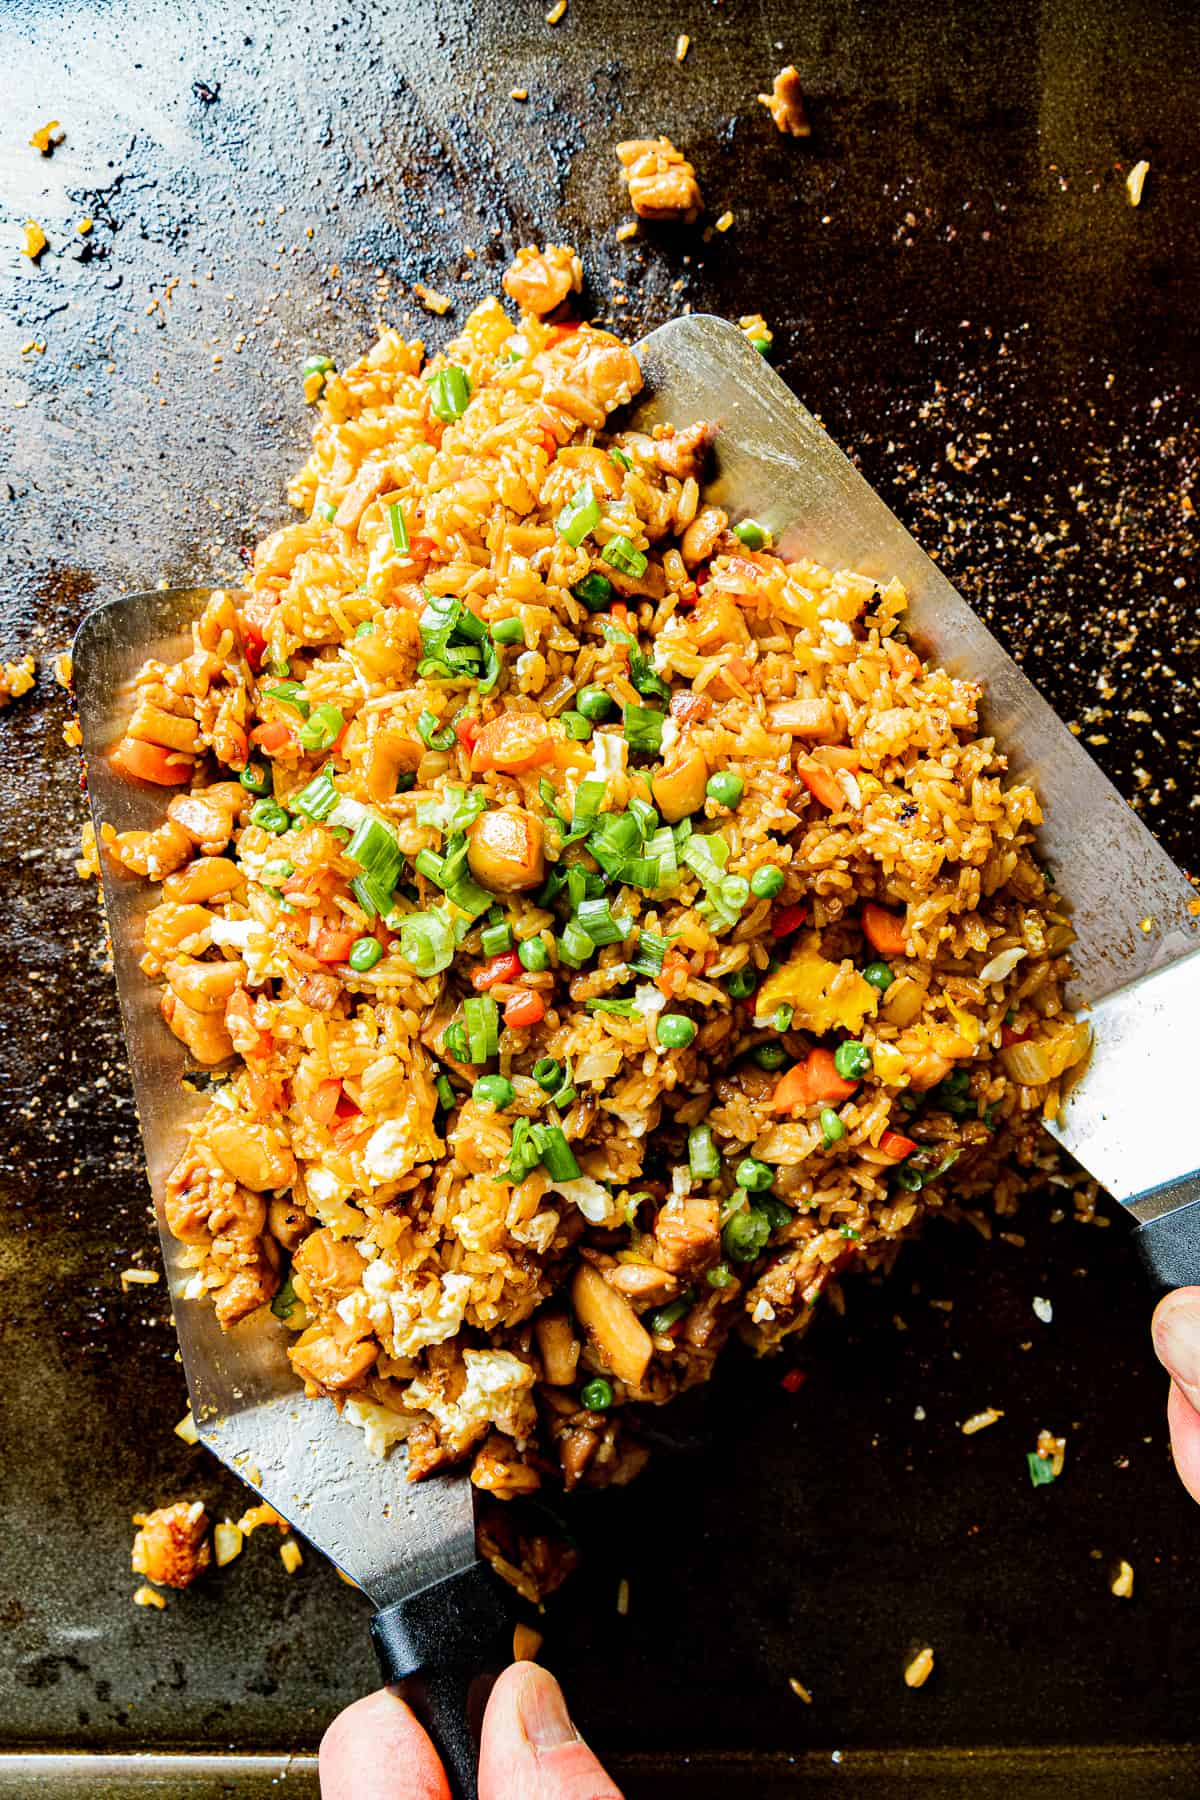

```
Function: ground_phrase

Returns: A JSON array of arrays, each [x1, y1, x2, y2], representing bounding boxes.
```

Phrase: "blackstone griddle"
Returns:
[[4, 0, 1200, 1794]]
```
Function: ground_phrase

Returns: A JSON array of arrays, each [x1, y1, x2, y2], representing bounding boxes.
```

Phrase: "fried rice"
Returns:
[[102, 242, 1091, 1502]]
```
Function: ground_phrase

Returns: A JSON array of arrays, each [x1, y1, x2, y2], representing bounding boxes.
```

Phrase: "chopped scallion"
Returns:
[[387, 502, 410, 552], [688, 1124, 721, 1180], [556, 482, 601, 548], [600, 535, 648, 578], [623, 704, 664, 754]]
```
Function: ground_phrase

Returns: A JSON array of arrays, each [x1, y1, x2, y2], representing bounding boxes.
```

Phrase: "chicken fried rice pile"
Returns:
[[103, 243, 1089, 1501]]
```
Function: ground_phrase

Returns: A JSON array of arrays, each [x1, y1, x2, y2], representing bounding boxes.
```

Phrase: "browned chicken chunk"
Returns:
[[616, 137, 704, 222], [758, 66, 811, 137], [131, 1501, 211, 1588], [502, 243, 583, 316]]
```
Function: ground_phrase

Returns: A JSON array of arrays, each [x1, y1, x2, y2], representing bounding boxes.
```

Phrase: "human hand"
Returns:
[[1152, 1287, 1200, 1504], [319, 1659, 624, 1800]]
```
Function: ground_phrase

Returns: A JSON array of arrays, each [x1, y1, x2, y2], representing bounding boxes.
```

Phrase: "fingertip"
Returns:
[[1167, 1380, 1200, 1507], [481, 1662, 624, 1799], [319, 1687, 451, 1800], [1152, 1286, 1200, 1375]]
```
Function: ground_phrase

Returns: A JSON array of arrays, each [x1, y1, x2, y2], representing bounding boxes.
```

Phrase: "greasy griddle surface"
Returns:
[[1, 0, 1198, 1787]]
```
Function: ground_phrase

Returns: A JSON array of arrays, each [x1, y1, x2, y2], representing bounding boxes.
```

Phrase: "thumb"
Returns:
[[479, 1662, 624, 1800], [319, 1687, 451, 1800], [1151, 1288, 1200, 1506]]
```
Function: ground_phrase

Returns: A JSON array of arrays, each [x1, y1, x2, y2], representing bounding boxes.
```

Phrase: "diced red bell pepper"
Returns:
[[878, 1129, 919, 1162], [474, 951, 522, 990], [780, 1368, 807, 1394], [251, 720, 296, 755], [454, 716, 481, 752], [1001, 1024, 1033, 1047], [309, 1078, 343, 1128], [503, 989, 546, 1029], [313, 927, 355, 964]]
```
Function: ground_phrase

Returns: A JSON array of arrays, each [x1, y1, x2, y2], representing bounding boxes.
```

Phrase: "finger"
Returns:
[[1152, 1287, 1200, 1412], [1167, 1381, 1200, 1507], [479, 1662, 624, 1800], [319, 1688, 451, 1800]]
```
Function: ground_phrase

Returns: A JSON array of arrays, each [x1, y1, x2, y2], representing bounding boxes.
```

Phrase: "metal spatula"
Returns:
[[74, 316, 1200, 1796]]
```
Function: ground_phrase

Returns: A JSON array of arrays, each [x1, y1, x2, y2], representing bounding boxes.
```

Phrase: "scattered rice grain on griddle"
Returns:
[[103, 244, 1090, 1504]]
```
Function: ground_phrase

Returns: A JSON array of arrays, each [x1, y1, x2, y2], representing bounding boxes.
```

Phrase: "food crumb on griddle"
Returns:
[[789, 1676, 814, 1703], [413, 282, 452, 316], [131, 1500, 211, 1588], [616, 136, 703, 222], [0, 655, 36, 705], [961, 1406, 1004, 1435], [545, 0, 566, 21], [1110, 1558, 1135, 1598], [29, 119, 65, 155], [1126, 160, 1150, 207], [904, 1645, 936, 1688], [757, 66, 811, 138], [133, 1585, 167, 1609], [675, 34, 690, 62]]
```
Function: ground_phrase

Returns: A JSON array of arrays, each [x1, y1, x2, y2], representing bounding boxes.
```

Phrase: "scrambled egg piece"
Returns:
[[754, 932, 879, 1036]]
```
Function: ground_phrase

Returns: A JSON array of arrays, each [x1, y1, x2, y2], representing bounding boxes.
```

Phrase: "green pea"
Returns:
[[473, 1074, 515, 1111], [722, 1207, 771, 1263], [820, 1106, 845, 1146], [750, 865, 785, 900], [656, 1013, 697, 1049], [772, 1004, 793, 1032], [706, 771, 745, 809], [561, 710, 593, 741], [894, 1164, 924, 1192], [834, 1040, 872, 1080], [706, 1262, 735, 1289], [348, 936, 383, 972], [354, 621, 376, 638], [760, 1196, 792, 1232], [863, 960, 894, 993], [490, 616, 525, 645], [519, 937, 550, 973], [581, 1378, 614, 1410], [726, 967, 758, 1000], [239, 762, 271, 796], [735, 1158, 774, 1192], [250, 797, 289, 835], [576, 685, 615, 721], [752, 1043, 788, 1071], [732, 519, 770, 551], [532, 1056, 562, 1092]]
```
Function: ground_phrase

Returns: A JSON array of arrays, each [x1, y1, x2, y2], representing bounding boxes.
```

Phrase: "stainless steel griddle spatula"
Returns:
[[74, 317, 1199, 1794]]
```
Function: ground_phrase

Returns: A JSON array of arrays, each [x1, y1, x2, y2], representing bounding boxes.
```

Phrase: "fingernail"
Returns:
[[1155, 1293, 1200, 1391], [516, 1664, 578, 1751]]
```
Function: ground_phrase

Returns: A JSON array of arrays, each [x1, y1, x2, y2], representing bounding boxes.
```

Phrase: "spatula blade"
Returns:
[[629, 316, 1198, 1010], [74, 591, 476, 1607]]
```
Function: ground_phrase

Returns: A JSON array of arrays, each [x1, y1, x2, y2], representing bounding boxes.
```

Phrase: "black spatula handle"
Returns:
[[1134, 1177, 1200, 1290], [371, 1562, 511, 1800]]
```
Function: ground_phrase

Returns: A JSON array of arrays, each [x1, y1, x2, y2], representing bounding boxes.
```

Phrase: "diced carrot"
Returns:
[[240, 592, 278, 671], [818, 747, 861, 771], [309, 1078, 342, 1128], [797, 762, 846, 810], [655, 948, 689, 998], [409, 534, 438, 560], [780, 1368, 807, 1393], [610, 601, 629, 633], [313, 927, 355, 964], [220, 722, 249, 769], [454, 716, 481, 752], [473, 951, 522, 990], [770, 1063, 813, 1114], [282, 870, 324, 897], [334, 1089, 361, 1120], [771, 903, 808, 939], [804, 1047, 860, 1104], [111, 738, 195, 785], [470, 713, 554, 774], [878, 1129, 918, 1162], [252, 720, 296, 755], [504, 989, 545, 1029], [540, 428, 558, 460], [884, 638, 922, 680], [693, 562, 711, 590], [862, 902, 908, 958]]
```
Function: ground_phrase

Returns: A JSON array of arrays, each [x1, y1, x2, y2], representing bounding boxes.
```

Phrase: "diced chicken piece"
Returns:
[[758, 66, 811, 137], [161, 856, 243, 905], [289, 1316, 379, 1391], [166, 783, 246, 854], [467, 807, 546, 892], [616, 137, 704, 223], [653, 421, 712, 481], [503, 244, 583, 316], [653, 1195, 720, 1279], [161, 990, 234, 1065], [292, 1228, 367, 1309], [536, 330, 644, 430], [164, 957, 247, 1015], [471, 1432, 542, 1497], [605, 1263, 680, 1306], [334, 461, 391, 533], [268, 1196, 313, 1252], [206, 1116, 297, 1192], [108, 819, 193, 881], [767, 697, 838, 739], [131, 1501, 211, 1589]]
